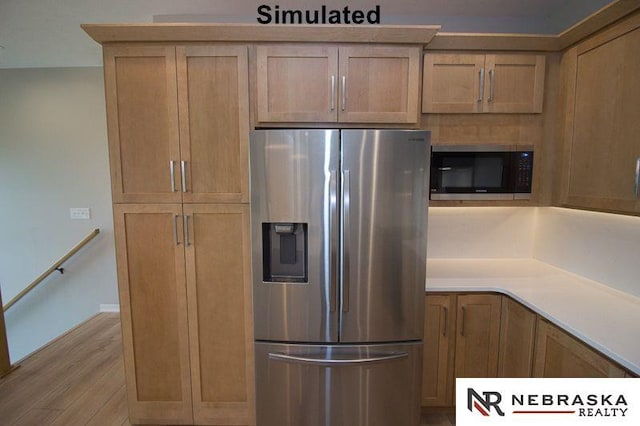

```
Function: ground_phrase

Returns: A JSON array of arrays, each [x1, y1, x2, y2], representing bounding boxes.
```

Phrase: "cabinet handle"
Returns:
[[173, 214, 181, 245], [330, 75, 336, 111], [180, 160, 187, 193], [170, 161, 177, 192], [341, 75, 346, 111], [635, 157, 640, 199], [460, 306, 466, 336], [442, 307, 448, 337], [478, 69, 485, 102], [488, 69, 495, 102], [184, 215, 192, 246]]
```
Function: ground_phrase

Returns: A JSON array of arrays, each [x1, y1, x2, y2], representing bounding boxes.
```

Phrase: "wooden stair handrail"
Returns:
[[2, 229, 101, 312]]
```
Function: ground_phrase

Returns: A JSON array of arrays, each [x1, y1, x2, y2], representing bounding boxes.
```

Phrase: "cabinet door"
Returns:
[[256, 45, 338, 123], [454, 294, 501, 378], [422, 294, 455, 407], [422, 54, 485, 113], [339, 46, 421, 123], [113, 204, 193, 424], [533, 319, 625, 378], [177, 46, 250, 204], [183, 204, 254, 425], [483, 54, 545, 113], [104, 46, 181, 203], [498, 297, 536, 377], [566, 27, 640, 213]]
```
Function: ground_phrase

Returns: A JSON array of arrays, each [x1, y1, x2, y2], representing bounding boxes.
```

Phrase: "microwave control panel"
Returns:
[[513, 151, 534, 192]]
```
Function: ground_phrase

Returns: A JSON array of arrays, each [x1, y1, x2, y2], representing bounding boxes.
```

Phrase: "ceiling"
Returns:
[[0, 0, 614, 68]]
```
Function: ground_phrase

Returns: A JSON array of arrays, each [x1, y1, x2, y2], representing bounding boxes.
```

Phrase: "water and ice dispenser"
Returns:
[[261, 223, 308, 283]]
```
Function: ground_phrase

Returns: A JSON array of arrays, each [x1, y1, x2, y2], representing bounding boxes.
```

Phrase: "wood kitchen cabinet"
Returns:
[[422, 293, 501, 407], [532, 319, 625, 378], [454, 294, 502, 378], [113, 204, 193, 424], [113, 204, 255, 425], [497, 297, 536, 377], [104, 46, 182, 204], [560, 21, 640, 214], [422, 53, 545, 113], [184, 204, 254, 425], [106, 44, 254, 425], [104, 44, 250, 204], [422, 294, 455, 407], [256, 44, 421, 124]]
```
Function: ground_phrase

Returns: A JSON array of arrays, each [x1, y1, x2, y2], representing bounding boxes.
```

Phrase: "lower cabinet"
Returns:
[[454, 294, 502, 379], [422, 293, 633, 409], [113, 204, 254, 425], [422, 293, 501, 407], [421, 294, 455, 406], [532, 318, 625, 378], [498, 297, 536, 377]]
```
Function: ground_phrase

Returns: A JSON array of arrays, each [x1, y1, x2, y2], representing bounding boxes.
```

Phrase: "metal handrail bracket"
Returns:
[[2, 228, 100, 312]]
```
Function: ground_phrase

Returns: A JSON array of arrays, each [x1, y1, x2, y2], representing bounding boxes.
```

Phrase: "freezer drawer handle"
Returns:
[[268, 351, 408, 367]]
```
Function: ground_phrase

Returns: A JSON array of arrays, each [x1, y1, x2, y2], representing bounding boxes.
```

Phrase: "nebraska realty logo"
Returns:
[[457, 378, 639, 425]]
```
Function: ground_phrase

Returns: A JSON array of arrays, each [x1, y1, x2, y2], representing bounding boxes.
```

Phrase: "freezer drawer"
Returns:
[[255, 341, 422, 426]]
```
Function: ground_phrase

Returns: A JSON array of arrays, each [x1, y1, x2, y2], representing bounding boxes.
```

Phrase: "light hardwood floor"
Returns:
[[0, 313, 454, 425]]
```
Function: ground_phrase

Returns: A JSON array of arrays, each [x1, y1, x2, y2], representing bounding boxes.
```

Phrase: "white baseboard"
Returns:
[[99, 304, 120, 313]]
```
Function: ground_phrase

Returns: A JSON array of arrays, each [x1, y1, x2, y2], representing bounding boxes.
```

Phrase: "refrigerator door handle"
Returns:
[[329, 170, 338, 312], [341, 169, 351, 313], [268, 351, 408, 366]]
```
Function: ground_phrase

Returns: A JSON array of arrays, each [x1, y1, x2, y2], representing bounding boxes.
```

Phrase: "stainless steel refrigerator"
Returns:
[[250, 129, 430, 426]]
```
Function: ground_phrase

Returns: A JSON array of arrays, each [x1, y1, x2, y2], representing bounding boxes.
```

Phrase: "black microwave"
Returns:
[[430, 145, 534, 200]]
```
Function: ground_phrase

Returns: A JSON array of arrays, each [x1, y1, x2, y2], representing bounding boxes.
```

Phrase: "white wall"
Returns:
[[0, 67, 118, 361], [533, 207, 640, 298], [427, 207, 536, 259]]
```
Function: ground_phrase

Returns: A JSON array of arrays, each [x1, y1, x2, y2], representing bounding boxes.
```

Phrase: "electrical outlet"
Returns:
[[70, 208, 91, 220]]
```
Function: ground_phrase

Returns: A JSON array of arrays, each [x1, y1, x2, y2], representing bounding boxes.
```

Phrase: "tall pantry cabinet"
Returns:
[[104, 44, 254, 425]]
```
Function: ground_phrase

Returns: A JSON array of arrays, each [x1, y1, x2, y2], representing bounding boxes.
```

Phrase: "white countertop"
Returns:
[[426, 258, 640, 375]]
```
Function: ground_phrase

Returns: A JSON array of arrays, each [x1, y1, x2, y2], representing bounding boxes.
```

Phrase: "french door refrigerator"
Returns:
[[250, 129, 430, 426]]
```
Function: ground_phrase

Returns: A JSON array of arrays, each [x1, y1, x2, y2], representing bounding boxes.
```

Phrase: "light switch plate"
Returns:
[[70, 208, 91, 220]]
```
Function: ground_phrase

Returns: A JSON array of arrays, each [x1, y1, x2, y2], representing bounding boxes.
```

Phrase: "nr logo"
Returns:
[[468, 388, 505, 417]]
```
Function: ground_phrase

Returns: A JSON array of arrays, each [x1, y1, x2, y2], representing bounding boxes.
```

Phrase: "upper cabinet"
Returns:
[[422, 53, 545, 113], [104, 46, 182, 204], [560, 23, 640, 214], [256, 44, 421, 124], [104, 45, 250, 204]]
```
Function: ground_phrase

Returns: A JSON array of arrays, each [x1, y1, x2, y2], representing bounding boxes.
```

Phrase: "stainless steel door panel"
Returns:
[[255, 341, 422, 426], [340, 130, 429, 342], [251, 130, 340, 342]]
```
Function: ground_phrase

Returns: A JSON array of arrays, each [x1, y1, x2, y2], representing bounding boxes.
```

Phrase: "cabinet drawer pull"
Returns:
[[442, 307, 448, 337], [488, 69, 495, 102], [184, 215, 192, 246], [635, 157, 640, 199], [173, 214, 181, 245], [460, 306, 466, 336], [170, 160, 177, 192], [341, 75, 346, 111], [478, 69, 485, 102], [330, 75, 336, 111], [181, 160, 187, 193]]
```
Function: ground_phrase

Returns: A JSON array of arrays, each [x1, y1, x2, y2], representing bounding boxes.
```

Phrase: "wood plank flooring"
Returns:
[[0, 313, 454, 425]]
